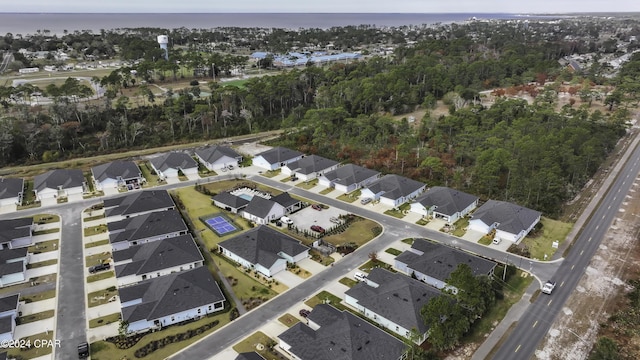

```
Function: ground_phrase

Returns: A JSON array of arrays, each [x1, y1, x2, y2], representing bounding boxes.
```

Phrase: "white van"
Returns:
[[354, 272, 367, 282], [280, 216, 294, 225]]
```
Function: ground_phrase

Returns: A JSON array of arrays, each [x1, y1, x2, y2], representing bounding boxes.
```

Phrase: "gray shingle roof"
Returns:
[[0, 178, 23, 200], [92, 160, 141, 182], [278, 304, 405, 360], [104, 190, 175, 218], [0, 248, 28, 263], [235, 352, 266, 360], [414, 186, 478, 216], [242, 197, 280, 219], [322, 164, 380, 187], [34, 169, 84, 192], [211, 192, 250, 209], [219, 225, 309, 269], [0, 294, 19, 314], [120, 267, 225, 323], [284, 155, 338, 175], [195, 145, 242, 164], [396, 238, 496, 282], [108, 209, 188, 245], [471, 200, 541, 234], [365, 174, 425, 200], [345, 268, 440, 336], [271, 192, 300, 208], [114, 235, 203, 277], [0, 218, 32, 244], [149, 152, 198, 173], [255, 147, 303, 165]]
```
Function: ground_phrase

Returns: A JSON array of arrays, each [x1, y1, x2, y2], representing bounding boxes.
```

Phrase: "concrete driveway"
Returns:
[[25, 264, 58, 279], [273, 270, 304, 288], [14, 317, 55, 339], [0, 204, 17, 214], [102, 187, 119, 196], [40, 198, 57, 207], [19, 298, 56, 316], [288, 206, 348, 233], [69, 193, 84, 202]]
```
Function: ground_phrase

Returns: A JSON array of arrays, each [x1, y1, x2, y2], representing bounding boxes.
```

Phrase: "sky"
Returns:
[[4, 0, 640, 14]]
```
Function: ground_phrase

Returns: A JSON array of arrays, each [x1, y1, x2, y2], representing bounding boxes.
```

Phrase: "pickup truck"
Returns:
[[541, 280, 556, 294], [78, 342, 89, 358]]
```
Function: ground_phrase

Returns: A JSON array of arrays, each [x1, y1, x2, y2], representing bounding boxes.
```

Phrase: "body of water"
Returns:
[[0, 13, 544, 35]]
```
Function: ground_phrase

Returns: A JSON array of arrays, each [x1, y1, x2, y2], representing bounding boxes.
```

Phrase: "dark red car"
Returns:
[[311, 204, 322, 211], [299, 309, 311, 318], [310, 225, 325, 233]]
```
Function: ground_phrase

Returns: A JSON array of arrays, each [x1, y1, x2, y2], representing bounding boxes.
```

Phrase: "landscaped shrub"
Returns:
[[133, 320, 219, 358]]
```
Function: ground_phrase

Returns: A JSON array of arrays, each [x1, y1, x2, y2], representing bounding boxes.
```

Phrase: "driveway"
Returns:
[[0, 204, 16, 214], [68, 193, 84, 202], [40, 198, 57, 207], [288, 206, 348, 233], [25, 264, 58, 278], [102, 187, 119, 196], [87, 322, 119, 342], [296, 257, 326, 275], [273, 270, 304, 288], [14, 318, 55, 339], [19, 298, 56, 316]]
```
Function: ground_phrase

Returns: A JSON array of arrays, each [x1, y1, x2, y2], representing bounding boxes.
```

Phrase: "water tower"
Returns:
[[157, 35, 169, 60]]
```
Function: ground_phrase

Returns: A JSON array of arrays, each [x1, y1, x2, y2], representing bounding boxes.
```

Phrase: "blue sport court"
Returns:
[[204, 215, 238, 235]]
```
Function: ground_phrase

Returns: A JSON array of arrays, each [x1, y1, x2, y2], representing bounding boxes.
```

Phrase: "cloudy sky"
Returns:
[[4, 0, 640, 13]]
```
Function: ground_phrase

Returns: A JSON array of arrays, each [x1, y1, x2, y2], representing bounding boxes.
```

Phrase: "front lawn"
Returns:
[[89, 313, 121, 328], [85, 239, 110, 248], [261, 169, 281, 178], [339, 277, 358, 288], [383, 203, 411, 218], [278, 313, 300, 328], [86, 253, 111, 268], [139, 161, 161, 187], [519, 217, 572, 260], [28, 239, 59, 253], [16, 309, 55, 325], [212, 253, 279, 306], [233, 331, 280, 360], [385, 248, 402, 256], [336, 189, 361, 203], [7, 332, 54, 358], [84, 224, 108, 237], [452, 217, 470, 237], [87, 271, 115, 283], [33, 214, 60, 224], [87, 287, 119, 308], [20, 289, 56, 303], [26, 259, 57, 269], [359, 259, 395, 273], [296, 178, 318, 189], [304, 291, 345, 311], [323, 217, 381, 247], [319, 187, 335, 195]]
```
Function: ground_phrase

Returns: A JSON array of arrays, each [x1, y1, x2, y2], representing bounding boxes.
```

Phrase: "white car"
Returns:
[[354, 272, 367, 282], [541, 280, 556, 294], [280, 216, 294, 225]]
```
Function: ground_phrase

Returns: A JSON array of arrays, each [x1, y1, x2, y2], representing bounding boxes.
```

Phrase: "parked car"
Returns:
[[354, 272, 367, 282], [360, 198, 372, 205], [280, 216, 294, 224], [290, 176, 298, 181], [227, 165, 234, 170], [310, 225, 325, 233], [329, 217, 341, 224], [299, 309, 311, 318], [492, 237, 502, 245], [542, 280, 556, 294], [89, 263, 111, 274], [77, 342, 89, 359], [311, 204, 322, 211]]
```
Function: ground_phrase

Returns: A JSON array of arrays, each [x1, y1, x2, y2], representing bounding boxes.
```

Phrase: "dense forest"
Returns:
[[1, 19, 639, 216]]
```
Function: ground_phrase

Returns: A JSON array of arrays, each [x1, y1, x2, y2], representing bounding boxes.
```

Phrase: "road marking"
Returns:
[[533, 320, 538, 328], [560, 281, 565, 287], [602, 215, 606, 219], [571, 264, 575, 270], [595, 225, 599, 230], [548, 299, 553, 306], [588, 237, 592, 242], [515, 345, 521, 353], [580, 250, 584, 256], [608, 205, 611, 210]]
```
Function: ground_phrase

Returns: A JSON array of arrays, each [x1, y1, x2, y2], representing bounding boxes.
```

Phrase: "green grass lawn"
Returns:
[[232, 331, 280, 360], [19, 289, 56, 304], [416, 218, 429, 225], [18, 180, 39, 210], [87, 271, 115, 283], [401, 238, 414, 245], [521, 217, 573, 260], [339, 277, 358, 288], [383, 203, 411, 218], [261, 169, 281, 178], [385, 248, 402, 256], [359, 259, 395, 273], [33, 214, 60, 224], [304, 291, 346, 311], [17, 309, 55, 325], [336, 189, 361, 203], [319, 187, 335, 195], [84, 224, 108, 237], [212, 253, 279, 301], [452, 217, 470, 237], [296, 178, 318, 189], [90, 310, 231, 360], [478, 235, 493, 245], [7, 331, 54, 358], [323, 218, 381, 247], [85, 239, 110, 248], [139, 161, 161, 187], [86, 253, 111, 267], [87, 288, 119, 308], [26, 259, 58, 269], [28, 239, 58, 253], [89, 313, 121, 329], [278, 313, 300, 328]]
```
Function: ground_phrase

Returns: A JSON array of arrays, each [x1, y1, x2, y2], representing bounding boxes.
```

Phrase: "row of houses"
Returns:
[[98, 190, 227, 334]]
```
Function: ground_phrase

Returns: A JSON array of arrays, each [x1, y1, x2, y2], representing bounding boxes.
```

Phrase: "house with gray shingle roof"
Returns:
[[271, 192, 302, 214], [108, 209, 189, 251], [149, 152, 198, 181], [212, 192, 250, 214], [218, 225, 309, 277], [395, 238, 496, 290], [0, 294, 19, 342], [282, 155, 339, 181], [318, 164, 380, 193], [113, 235, 204, 287], [252, 147, 304, 171], [0, 248, 28, 288], [0, 178, 24, 207], [103, 190, 175, 222], [119, 267, 225, 334], [235, 352, 266, 360], [241, 197, 285, 225], [33, 169, 85, 202], [410, 186, 479, 224], [360, 174, 426, 207], [91, 160, 144, 192], [469, 200, 541, 244], [195, 145, 243, 171], [0, 218, 33, 250], [344, 268, 441, 344], [278, 304, 406, 360]]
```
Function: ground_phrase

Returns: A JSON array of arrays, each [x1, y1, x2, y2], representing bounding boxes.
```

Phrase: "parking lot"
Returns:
[[287, 205, 349, 234]]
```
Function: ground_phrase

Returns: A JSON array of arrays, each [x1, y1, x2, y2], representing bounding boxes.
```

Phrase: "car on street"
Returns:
[[360, 197, 372, 205], [541, 280, 556, 294], [299, 309, 311, 318], [311, 204, 322, 210], [89, 263, 111, 274], [310, 225, 325, 233]]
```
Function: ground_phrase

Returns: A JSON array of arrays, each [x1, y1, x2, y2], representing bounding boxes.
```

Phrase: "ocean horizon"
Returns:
[[0, 12, 553, 36]]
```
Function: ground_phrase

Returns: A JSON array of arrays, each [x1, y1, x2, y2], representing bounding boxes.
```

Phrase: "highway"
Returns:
[[492, 135, 640, 359]]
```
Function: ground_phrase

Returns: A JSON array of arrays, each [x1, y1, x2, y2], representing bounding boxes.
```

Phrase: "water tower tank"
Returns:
[[157, 35, 169, 59]]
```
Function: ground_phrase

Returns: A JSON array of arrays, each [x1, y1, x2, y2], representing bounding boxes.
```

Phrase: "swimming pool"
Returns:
[[238, 194, 253, 201]]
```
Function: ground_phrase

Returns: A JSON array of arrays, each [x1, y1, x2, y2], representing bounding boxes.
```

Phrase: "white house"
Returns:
[[395, 238, 496, 290], [92, 160, 144, 191], [344, 268, 440, 344], [0, 294, 19, 342], [108, 209, 189, 251], [281, 155, 339, 181], [0, 218, 33, 250], [318, 164, 380, 193], [120, 267, 225, 334], [241, 197, 285, 225], [218, 226, 309, 277], [360, 174, 426, 207], [194, 145, 243, 171], [103, 190, 176, 222], [113, 235, 204, 287], [33, 169, 85, 202], [0, 178, 24, 207], [468, 200, 541, 244], [277, 304, 406, 360], [271, 192, 302, 214], [252, 147, 304, 171], [410, 186, 479, 224], [149, 152, 198, 181], [0, 248, 28, 287]]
